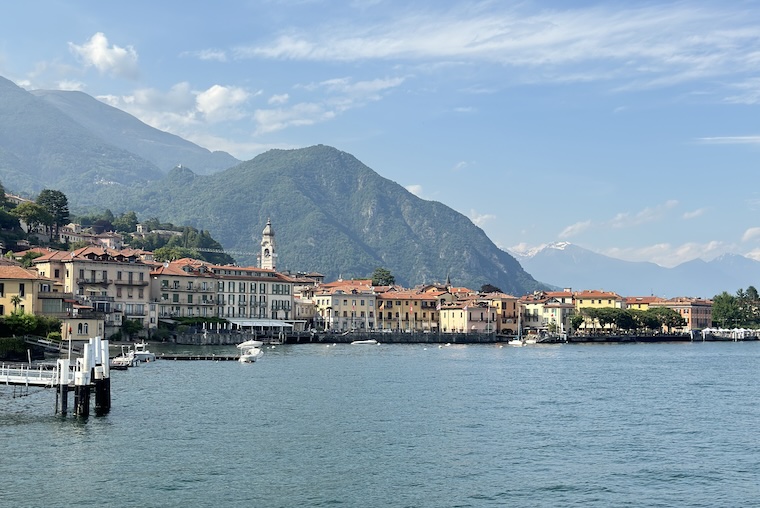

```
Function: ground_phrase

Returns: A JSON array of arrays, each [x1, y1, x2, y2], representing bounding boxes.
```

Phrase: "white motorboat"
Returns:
[[237, 340, 264, 363], [238, 347, 264, 363], [350, 339, 379, 345], [508, 338, 525, 347], [128, 342, 156, 362]]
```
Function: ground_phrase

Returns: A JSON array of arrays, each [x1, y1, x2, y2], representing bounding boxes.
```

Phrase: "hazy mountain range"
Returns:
[[0, 76, 543, 295], [510, 242, 758, 299]]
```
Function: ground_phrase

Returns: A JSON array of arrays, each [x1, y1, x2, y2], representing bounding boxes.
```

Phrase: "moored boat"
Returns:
[[351, 339, 379, 345]]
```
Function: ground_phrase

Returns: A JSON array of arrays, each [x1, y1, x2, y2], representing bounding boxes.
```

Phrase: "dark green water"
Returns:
[[2, 341, 759, 507]]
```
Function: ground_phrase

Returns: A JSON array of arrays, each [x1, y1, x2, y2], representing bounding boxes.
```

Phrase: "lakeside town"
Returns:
[[2, 207, 734, 348]]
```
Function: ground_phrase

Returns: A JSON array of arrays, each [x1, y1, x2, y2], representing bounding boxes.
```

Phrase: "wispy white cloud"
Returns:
[[69, 32, 139, 79], [253, 76, 404, 134], [741, 227, 760, 242], [682, 208, 706, 220], [186, 49, 228, 62], [57, 79, 85, 91], [233, 3, 760, 92], [468, 209, 496, 228], [697, 135, 760, 145], [253, 102, 335, 135], [452, 161, 471, 171], [604, 240, 730, 268], [268, 93, 290, 105], [559, 220, 592, 239], [608, 200, 679, 229], [406, 184, 423, 197]]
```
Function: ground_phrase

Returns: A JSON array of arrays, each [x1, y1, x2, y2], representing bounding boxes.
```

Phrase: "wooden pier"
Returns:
[[157, 354, 240, 361]]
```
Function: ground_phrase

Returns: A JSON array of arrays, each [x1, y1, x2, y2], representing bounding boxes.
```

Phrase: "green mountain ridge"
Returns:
[[0, 76, 544, 294]]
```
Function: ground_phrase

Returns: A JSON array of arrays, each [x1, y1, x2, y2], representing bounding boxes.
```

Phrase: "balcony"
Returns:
[[114, 279, 149, 287], [76, 278, 111, 287]]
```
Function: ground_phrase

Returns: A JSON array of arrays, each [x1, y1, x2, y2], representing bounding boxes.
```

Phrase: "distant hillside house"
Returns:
[[59, 223, 124, 249]]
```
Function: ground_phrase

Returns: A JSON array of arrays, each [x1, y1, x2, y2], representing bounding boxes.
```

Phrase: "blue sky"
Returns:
[[2, 0, 760, 268]]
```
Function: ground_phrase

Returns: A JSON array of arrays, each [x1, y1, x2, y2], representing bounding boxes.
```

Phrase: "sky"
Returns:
[[2, 0, 760, 268]]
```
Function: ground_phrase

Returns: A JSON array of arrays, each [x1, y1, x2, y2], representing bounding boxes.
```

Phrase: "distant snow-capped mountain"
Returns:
[[509, 242, 759, 298]]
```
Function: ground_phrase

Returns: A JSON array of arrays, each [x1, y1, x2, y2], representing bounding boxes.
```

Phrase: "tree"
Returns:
[[712, 291, 741, 328], [154, 246, 197, 262], [122, 319, 144, 340], [10, 295, 21, 311], [371, 267, 395, 286], [36, 189, 70, 240], [11, 202, 53, 234], [19, 251, 42, 268], [113, 211, 139, 233], [480, 284, 503, 293]]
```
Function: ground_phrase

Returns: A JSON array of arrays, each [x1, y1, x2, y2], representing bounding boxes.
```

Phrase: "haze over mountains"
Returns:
[[0, 76, 543, 295], [511, 242, 759, 299]]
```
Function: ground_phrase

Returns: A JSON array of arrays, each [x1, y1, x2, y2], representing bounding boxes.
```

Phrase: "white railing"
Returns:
[[0, 363, 62, 387]]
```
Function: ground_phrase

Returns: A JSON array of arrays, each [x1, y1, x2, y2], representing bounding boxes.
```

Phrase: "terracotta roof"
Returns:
[[0, 265, 49, 280]]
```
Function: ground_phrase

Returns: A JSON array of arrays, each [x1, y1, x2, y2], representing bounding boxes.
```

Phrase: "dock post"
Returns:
[[56, 358, 70, 416], [74, 342, 92, 417], [94, 338, 111, 415]]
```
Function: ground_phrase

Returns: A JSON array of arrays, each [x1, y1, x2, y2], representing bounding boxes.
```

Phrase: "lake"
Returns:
[[1, 341, 759, 507]]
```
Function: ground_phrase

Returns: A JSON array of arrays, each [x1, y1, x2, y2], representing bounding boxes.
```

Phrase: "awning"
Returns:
[[226, 318, 293, 328]]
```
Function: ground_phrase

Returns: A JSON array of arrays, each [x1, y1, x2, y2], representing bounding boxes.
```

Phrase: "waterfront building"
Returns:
[[624, 295, 665, 311], [0, 263, 50, 315], [439, 299, 494, 334], [650, 297, 713, 331], [312, 279, 376, 331], [376, 288, 441, 332], [573, 289, 624, 331], [209, 264, 294, 322], [150, 258, 217, 320], [519, 290, 576, 334], [480, 292, 520, 334], [33, 246, 153, 337]]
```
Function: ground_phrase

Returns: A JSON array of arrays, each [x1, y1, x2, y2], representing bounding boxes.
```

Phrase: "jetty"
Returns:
[[0, 336, 111, 417]]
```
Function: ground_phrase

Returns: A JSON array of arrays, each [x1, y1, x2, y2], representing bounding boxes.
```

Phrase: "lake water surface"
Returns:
[[2, 341, 759, 507]]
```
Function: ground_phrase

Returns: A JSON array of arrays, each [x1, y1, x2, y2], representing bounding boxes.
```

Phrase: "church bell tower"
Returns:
[[260, 218, 276, 270]]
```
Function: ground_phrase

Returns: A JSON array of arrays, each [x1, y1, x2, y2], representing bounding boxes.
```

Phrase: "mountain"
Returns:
[[511, 242, 759, 298], [0, 76, 543, 293], [0, 76, 160, 196], [30, 89, 239, 174], [0, 76, 238, 198], [104, 145, 545, 295]]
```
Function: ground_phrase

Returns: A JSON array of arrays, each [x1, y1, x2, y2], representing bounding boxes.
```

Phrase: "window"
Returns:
[[102, 270, 108, 281], [172, 294, 179, 303], [139, 272, 144, 282], [0, 283, 3, 297], [79, 269, 84, 280], [54, 269, 60, 278], [138, 289, 144, 298], [188, 295, 193, 304], [19, 283, 25, 297]]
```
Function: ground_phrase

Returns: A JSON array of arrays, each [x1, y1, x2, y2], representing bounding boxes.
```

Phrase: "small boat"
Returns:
[[351, 339, 379, 345], [238, 347, 264, 363], [237, 340, 264, 363], [110, 345, 137, 369], [128, 342, 156, 362], [508, 338, 525, 347]]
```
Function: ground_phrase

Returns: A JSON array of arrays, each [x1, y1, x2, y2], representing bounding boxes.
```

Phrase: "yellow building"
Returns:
[[0, 264, 48, 315], [573, 289, 623, 331], [376, 288, 442, 332]]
